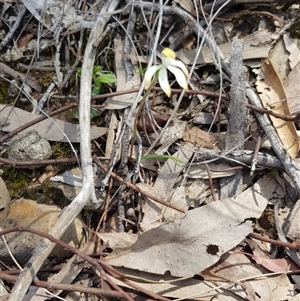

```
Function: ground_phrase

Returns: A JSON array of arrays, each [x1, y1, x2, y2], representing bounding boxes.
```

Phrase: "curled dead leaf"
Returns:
[[136, 110, 169, 133], [256, 58, 299, 158]]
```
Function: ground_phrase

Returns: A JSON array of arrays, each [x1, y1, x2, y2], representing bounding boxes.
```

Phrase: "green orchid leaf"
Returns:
[[96, 73, 116, 84], [92, 85, 101, 96], [69, 109, 79, 120], [93, 66, 101, 74], [90, 107, 102, 119], [69, 108, 102, 121]]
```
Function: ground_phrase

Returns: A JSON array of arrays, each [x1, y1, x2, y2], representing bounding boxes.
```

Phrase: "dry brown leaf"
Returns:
[[138, 144, 194, 231], [0, 105, 108, 142], [105, 175, 282, 277], [111, 265, 295, 300], [97, 232, 138, 249], [173, 0, 196, 17], [137, 183, 164, 232], [256, 59, 299, 158], [17, 33, 34, 49], [185, 162, 238, 179], [206, 252, 272, 301], [183, 127, 219, 149], [252, 254, 299, 273], [283, 61, 300, 118], [153, 143, 195, 200]]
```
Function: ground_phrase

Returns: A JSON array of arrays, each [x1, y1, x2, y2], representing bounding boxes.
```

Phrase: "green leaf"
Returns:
[[90, 107, 102, 120], [69, 109, 79, 120], [93, 66, 101, 74], [69, 108, 102, 121], [92, 85, 102, 96], [96, 73, 116, 84]]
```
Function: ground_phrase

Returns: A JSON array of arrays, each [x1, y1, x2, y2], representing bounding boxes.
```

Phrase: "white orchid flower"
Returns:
[[144, 48, 189, 97]]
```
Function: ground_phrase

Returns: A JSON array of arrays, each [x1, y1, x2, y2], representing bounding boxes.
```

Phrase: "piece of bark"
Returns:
[[220, 37, 246, 198]]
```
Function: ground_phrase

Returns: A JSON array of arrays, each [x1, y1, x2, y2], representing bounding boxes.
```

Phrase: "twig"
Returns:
[[100, 269, 135, 301], [99, 260, 172, 301], [53, 27, 64, 87], [0, 227, 134, 301], [94, 158, 185, 213], [60, 28, 84, 89], [248, 233, 300, 250], [245, 86, 300, 196], [205, 163, 217, 202], [33, 83, 56, 114], [0, 157, 78, 167], [246, 103, 300, 124], [0, 102, 78, 143], [220, 37, 246, 198], [8, 1, 122, 300], [250, 126, 263, 176], [123, 8, 136, 81], [0, 62, 42, 92], [0, 4, 27, 51], [195, 148, 283, 169], [0, 273, 124, 298], [273, 201, 300, 266], [92, 87, 230, 100]]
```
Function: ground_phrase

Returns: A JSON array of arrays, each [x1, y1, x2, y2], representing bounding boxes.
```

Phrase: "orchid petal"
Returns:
[[158, 67, 171, 97], [170, 59, 189, 77], [161, 56, 174, 67], [167, 66, 188, 91], [144, 65, 160, 90]]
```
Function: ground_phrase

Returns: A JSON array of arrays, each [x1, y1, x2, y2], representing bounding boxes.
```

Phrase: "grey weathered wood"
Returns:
[[8, 1, 121, 300], [220, 37, 246, 198]]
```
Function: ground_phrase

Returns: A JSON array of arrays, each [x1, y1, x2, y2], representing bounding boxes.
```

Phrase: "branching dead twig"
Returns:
[[0, 4, 27, 51], [0, 227, 172, 301], [7, 1, 122, 300]]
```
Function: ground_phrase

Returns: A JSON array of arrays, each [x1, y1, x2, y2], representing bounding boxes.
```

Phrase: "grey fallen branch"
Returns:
[[194, 148, 283, 170], [8, 1, 121, 300], [0, 5, 27, 51], [220, 37, 246, 198], [245, 86, 300, 196]]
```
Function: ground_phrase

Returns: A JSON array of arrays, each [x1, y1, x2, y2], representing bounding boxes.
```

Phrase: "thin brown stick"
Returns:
[[0, 227, 134, 301], [205, 163, 217, 202], [246, 103, 300, 124], [248, 233, 300, 250], [0, 102, 78, 143], [0, 227, 172, 301], [94, 158, 185, 213], [100, 269, 135, 301], [91, 87, 230, 100], [0, 273, 124, 298], [0, 157, 78, 166], [99, 260, 172, 301]]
